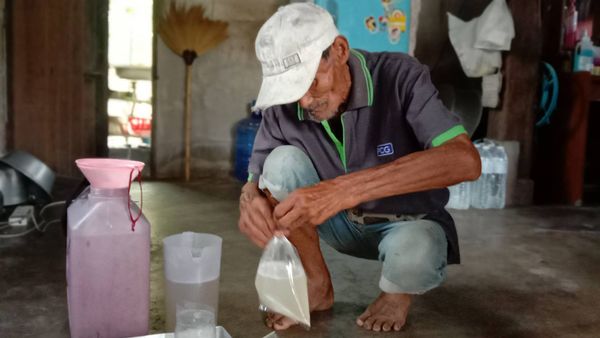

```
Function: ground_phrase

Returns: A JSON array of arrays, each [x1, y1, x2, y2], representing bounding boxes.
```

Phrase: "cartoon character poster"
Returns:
[[314, 0, 411, 53]]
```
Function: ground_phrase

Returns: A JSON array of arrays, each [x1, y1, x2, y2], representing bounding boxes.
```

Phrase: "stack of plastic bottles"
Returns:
[[446, 139, 508, 209], [446, 181, 470, 210]]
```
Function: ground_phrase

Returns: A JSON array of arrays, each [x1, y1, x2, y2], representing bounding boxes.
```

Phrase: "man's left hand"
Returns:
[[273, 180, 350, 231]]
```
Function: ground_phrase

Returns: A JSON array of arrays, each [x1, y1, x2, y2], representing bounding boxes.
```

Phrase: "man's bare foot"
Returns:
[[266, 278, 334, 330], [356, 292, 411, 332]]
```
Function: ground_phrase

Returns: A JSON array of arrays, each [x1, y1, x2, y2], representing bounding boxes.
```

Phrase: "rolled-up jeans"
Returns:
[[258, 146, 448, 294]]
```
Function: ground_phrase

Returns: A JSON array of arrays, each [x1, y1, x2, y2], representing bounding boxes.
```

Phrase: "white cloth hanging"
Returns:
[[448, 0, 514, 78], [447, 0, 514, 107]]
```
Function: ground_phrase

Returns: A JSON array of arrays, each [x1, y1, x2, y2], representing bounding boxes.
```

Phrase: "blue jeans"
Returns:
[[259, 146, 448, 294]]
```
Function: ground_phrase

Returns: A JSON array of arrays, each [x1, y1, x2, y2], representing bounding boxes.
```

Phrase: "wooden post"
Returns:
[[0, 0, 6, 155], [487, 0, 542, 180], [184, 64, 192, 182], [534, 73, 592, 205]]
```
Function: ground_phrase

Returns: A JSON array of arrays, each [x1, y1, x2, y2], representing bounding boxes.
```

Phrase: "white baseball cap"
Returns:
[[253, 3, 339, 110]]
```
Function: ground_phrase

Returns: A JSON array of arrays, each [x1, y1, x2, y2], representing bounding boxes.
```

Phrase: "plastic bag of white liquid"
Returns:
[[255, 235, 310, 328]]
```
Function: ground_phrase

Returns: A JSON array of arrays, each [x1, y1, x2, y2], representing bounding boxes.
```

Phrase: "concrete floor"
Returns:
[[1, 177, 599, 337]]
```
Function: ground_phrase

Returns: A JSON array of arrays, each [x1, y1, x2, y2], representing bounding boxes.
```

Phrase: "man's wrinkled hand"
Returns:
[[238, 184, 279, 248], [273, 180, 349, 231]]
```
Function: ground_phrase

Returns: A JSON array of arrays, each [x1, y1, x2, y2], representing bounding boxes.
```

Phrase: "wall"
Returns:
[[155, 0, 287, 178]]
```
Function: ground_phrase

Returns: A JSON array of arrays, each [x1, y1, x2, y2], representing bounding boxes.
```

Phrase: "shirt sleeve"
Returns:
[[247, 108, 287, 182], [403, 66, 467, 149]]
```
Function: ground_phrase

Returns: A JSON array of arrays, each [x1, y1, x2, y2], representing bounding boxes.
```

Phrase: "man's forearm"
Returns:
[[332, 135, 481, 210], [242, 181, 259, 194]]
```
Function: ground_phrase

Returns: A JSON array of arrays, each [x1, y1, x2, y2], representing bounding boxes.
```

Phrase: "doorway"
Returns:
[[107, 0, 154, 171]]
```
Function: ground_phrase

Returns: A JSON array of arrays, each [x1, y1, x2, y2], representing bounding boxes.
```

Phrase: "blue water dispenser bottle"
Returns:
[[234, 102, 262, 182]]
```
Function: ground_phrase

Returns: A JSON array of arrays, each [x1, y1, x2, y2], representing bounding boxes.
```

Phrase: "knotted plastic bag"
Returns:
[[255, 235, 310, 328]]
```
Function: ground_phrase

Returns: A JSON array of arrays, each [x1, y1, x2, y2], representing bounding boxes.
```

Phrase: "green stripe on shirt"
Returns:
[[321, 120, 347, 171], [349, 49, 374, 106], [431, 125, 467, 147], [297, 103, 304, 120]]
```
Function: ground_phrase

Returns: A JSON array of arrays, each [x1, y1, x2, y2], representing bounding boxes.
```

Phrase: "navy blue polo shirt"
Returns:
[[248, 49, 467, 264]]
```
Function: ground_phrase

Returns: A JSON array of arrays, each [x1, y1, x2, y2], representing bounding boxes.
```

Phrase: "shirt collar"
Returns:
[[346, 49, 374, 111]]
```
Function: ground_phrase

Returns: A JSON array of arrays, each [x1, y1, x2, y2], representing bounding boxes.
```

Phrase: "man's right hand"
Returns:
[[238, 182, 279, 248]]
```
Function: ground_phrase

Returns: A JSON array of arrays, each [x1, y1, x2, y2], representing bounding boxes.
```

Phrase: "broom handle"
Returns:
[[184, 64, 192, 182]]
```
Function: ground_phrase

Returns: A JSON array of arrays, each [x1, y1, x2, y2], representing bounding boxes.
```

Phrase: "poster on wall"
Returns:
[[314, 0, 411, 53]]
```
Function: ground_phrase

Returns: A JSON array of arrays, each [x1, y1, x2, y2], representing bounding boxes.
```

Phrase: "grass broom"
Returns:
[[159, 3, 228, 181]]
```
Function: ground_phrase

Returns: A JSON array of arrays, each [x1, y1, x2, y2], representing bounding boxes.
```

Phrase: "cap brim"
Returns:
[[253, 52, 322, 111]]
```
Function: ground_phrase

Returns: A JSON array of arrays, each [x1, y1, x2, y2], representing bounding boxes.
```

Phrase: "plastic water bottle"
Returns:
[[497, 145, 508, 208], [446, 184, 457, 209], [471, 143, 492, 209], [483, 144, 494, 209], [446, 184, 460, 209], [460, 181, 471, 209], [486, 143, 498, 208], [489, 143, 508, 208], [234, 104, 262, 182], [468, 143, 481, 208], [471, 140, 508, 209], [471, 143, 487, 209], [446, 182, 470, 209], [574, 30, 594, 72]]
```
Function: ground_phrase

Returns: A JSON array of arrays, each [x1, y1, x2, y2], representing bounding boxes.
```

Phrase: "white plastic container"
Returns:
[[163, 232, 223, 331], [67, 159, 150, 338], [574, 30, 594, 72]]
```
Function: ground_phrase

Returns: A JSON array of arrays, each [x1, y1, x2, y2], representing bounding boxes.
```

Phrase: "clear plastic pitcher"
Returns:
[[67, 159, 150, 338], [163, 232, 223, 331]]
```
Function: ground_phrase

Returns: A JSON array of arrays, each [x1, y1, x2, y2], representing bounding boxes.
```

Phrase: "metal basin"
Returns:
[[0, 151, 55, 199], [0, 163, 28, 206], [438, 85, 483, 137]]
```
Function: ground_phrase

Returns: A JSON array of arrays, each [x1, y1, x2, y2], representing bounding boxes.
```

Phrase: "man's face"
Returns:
[[298, 39, 351, 121]]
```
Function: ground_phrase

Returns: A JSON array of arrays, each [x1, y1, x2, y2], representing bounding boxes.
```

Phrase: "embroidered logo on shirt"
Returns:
[[377, 143, 394, 157]]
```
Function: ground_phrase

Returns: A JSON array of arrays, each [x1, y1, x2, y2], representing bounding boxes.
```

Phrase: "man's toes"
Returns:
[[393, 321, 404, 331], [265, 313, 284, 328], [371, 319, 384, 332], [273, 316, 297, 330], [382, 321, 392, 332], [356, 309, 371, 326], [363, 316, 376, 330]]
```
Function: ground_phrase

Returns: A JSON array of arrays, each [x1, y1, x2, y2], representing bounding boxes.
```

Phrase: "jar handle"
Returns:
[[127, 167, 143, 232]]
